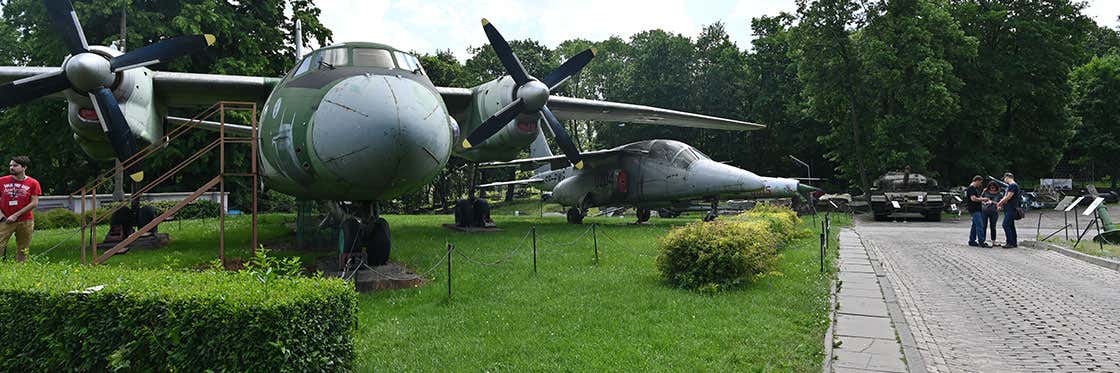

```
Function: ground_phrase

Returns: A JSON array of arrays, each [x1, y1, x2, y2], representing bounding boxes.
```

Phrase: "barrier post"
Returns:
[[593, 224, 599, 265], [447, 244, 453, 300], [532, 226, 537, 274]]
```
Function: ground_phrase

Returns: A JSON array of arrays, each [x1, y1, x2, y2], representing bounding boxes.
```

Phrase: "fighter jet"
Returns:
[[479, 137, 819, 223], [0, 0, 762, 264]]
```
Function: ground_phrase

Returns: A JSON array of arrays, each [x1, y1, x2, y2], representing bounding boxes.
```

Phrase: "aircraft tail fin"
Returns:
[[529, 126, 553, 174]]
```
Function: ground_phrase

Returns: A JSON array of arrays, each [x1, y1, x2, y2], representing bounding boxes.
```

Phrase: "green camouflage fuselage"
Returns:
[[257, 42, 455, 201]]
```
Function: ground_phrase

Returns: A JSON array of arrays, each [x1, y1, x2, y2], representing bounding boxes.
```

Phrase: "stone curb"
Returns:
[[864, 237, 928, 373], [1023, 240, 1120, 272], [822, 280, 838, 372]]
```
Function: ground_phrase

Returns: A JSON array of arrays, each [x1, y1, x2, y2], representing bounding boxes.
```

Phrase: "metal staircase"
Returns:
[[71, 101, 259, 265]]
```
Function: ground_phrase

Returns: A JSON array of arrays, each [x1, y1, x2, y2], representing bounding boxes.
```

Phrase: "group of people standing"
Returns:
[[966, 173, 1021, 248]]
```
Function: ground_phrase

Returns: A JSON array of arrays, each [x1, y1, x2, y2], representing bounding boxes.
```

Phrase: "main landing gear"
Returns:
[[703, 199, 719, 222], [332, 201, 390, 267], [635, 207, 651, 224]]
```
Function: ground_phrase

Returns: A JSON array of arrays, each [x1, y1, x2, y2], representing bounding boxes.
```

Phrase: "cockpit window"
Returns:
[[671, 147, 700, 168], [393, 51, 426, 75], [305, 47, 349, 71], [354, 48, 395, 68], [292, 55, 314, 76]]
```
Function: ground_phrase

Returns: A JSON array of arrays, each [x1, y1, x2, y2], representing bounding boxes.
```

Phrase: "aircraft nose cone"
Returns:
[[311, 75, 453, 199], [688, 160, 765, 195]]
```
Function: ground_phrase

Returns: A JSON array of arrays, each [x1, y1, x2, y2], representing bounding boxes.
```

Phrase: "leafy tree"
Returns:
[[948, 0, 1094, 181], [1069, 54, 1120, 189], [744, 13, 830, 180], [0, 0, 331, 205], [856, 0, 976, 181], [794, 0, 873, 198], [689, 23, 749, 163]]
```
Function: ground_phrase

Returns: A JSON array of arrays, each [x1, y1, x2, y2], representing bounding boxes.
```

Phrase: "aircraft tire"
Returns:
[[636, 208, 651, 223], [137, 205, 159, 234], [567, 207, 584, 224], [365, 217, 391, 266], [924, 211, 942, 222], [703, 212, 718, 222]]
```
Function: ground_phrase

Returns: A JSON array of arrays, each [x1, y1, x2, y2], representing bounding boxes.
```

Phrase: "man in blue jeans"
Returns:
[[997, 172, 1021, 248], [965, 175, 990, 247]]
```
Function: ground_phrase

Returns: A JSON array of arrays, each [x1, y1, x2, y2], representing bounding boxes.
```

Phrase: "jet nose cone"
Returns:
[[688, 160, 765, 195], [311, 75, 453, 198], [797, 183, 821, 194]]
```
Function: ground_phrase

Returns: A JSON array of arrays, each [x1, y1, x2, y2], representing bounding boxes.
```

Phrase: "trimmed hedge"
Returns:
[[35, 208, 82, 229], [655, 205, 803, 292], [0, 262, 356, 371]]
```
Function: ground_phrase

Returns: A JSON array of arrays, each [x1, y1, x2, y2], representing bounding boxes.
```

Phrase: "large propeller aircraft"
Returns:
[[479, 138, 819, 224], [0, 0, 763, 265]]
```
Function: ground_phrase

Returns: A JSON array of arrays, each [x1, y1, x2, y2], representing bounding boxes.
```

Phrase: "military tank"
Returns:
[[869, 171, 947, 221]]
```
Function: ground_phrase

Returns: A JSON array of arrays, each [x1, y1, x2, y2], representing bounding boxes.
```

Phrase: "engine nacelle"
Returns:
[[455, 76, 540, 162], [60, 46, 163, 161]]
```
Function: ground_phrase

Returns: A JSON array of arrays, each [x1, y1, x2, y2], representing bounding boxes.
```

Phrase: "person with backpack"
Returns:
[[996, 172, 1022, 248], [981, 181, 1003, 246]]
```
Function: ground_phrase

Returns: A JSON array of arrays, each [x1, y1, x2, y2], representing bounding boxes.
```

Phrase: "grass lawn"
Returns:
[[356, 213, 849, 371], [19, 211, 850, 371], [1039, 237, 1120, 259]]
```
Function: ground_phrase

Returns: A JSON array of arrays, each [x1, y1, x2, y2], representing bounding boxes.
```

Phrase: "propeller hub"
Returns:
[[517, 80, 550, 111], [64, 52, 114, 93]]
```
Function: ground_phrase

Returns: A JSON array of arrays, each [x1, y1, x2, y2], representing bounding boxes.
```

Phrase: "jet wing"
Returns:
[[0, 67, 278, 107], [477, 178, 544, 189], [436, 87, 764, 131], [480, 148, 638, 170]]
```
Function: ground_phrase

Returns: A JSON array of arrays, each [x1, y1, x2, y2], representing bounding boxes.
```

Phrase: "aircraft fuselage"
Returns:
[[257, 42, 456, 201]]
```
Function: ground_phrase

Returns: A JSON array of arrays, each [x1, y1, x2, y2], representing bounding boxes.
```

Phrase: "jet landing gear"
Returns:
[[703, 200, 719, 222], [635, 208, 652, 224], [566, 196, 591, 224], [334, 202, 390, 267]]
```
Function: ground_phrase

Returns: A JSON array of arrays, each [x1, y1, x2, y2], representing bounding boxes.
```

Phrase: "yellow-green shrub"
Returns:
[[655, 220, 780, 292], [735, 204, 804, 243], [35, 208, 82, 229]]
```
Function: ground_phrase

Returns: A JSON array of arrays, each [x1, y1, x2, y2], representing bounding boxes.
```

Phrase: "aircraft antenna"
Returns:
[[295, 19, 303, 63]]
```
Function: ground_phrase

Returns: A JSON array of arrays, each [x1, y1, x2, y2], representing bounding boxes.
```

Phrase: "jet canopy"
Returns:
[[620, 139, 710, 168]]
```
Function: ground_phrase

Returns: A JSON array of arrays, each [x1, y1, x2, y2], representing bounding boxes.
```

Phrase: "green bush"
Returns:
[[734, 204, 805, 243], [35, 208, 82, 229], [0, 262, 356, 371], [655, 205, 803, 292]]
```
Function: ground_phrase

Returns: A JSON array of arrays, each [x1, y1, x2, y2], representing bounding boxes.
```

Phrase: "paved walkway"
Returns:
[[830, 229, 909, 373], [854, 218, 1120, 372]]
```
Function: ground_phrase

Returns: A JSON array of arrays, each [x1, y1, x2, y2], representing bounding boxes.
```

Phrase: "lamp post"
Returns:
[[789, 155, 811, 185]]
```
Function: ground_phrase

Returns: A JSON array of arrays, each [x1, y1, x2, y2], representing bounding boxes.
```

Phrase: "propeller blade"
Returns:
[[541, 48, 596, 91], [0, 71, 70, 108], [44, 0, 88, 54], [462, 98, 524, 149], [110, 34, 216, 72], [539, 106, 584, 169], [89, 87, 144, 182], [481, 18, 531, 86]]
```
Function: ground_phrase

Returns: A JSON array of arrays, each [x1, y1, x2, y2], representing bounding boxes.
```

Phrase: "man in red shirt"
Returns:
[[0, 156, 41, 262]]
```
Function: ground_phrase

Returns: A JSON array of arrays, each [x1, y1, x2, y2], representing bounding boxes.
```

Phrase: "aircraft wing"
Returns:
[[478, 178, 544, 189], [152, 72, 279, 107], [0, 67, 278, 107], [436, 87, 764, 131], [480, 148, 637, 170]]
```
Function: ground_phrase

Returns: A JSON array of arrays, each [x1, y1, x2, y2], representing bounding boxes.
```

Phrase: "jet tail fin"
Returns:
[[529, 126, 553, 174]]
